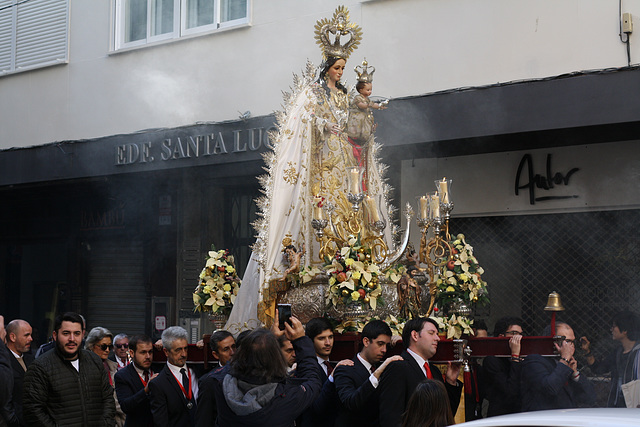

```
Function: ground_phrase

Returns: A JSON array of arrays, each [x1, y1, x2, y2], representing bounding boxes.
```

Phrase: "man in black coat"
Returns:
[[0, 316, 15, 427], [520, 322, 596, 411], [378, 317, 463, 427], [115, 335, 157, 427], [23, 312, 115, 426], [297, 317, 353, 427], [333, 319, 402, 427], [148, 326, 199, 427], [195, 330, 236, 427], [4, 319, 34, 425]]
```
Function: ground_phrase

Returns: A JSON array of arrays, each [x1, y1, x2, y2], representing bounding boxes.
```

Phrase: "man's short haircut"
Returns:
[[53, 312, 84, 333], [129, 335, 153, 352], [230, 328, 287, 383], [6, 319, 27, 339], [613, 311, 640, 341], [210, 330, 234, 352], [85, 327, 113, 350], [113, 333, 129, 343], [474, 319, 488, 332], [277, 334, 291, 348], [493, 316, 524, 337], [306, 317, 333, 340], [542, 321, 570, 336], [362, 319, 392, 342], [402, 317, 439, 348], [161, 326, 189, 350]]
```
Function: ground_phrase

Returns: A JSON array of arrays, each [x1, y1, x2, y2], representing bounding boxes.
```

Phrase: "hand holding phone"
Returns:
[[277, 304, 292, 330]]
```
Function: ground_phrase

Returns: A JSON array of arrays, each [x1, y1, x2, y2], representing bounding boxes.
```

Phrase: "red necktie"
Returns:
[[323, 361, 333, 376], [424, 362, 433, 379]]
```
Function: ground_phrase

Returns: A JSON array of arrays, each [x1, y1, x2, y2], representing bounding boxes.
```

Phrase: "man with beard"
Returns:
[[378, 317, 462, 427], [148, 326, 199, 427], [115, 335, 158, 426], [333, 319, 403, 427], [5, 319, 34, 425], [23, 312, 115, 426]]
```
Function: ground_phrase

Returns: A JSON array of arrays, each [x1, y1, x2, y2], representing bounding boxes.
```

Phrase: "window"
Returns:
[[115, 0, 249, 50], [0, 0, 69, 76]]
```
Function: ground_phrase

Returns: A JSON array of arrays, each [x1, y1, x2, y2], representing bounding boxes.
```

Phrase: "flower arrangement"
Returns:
[[432, 233, 489, 338], [431, 314, 474, 339], [193, 248, 241, 315], [326, 235, 383, 310], [335, 314, 405, 336]]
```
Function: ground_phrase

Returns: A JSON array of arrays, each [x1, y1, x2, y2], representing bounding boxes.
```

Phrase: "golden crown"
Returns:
[[314, 6, 363, 60], [354, 59, 375, 83]]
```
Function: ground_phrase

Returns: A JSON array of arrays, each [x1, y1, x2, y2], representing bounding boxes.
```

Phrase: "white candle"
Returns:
[[439, 178, 449, 204], [431, 194, 440, 218], [313, 196, 324, 220], [366, 196, 380, 222], [419, 196, 429, 219], [349, 168, 360, 194]]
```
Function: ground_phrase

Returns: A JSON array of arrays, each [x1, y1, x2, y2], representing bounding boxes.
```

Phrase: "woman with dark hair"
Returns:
[[401, 379, 453, 427], [226, 6, 396, 330], [581, 310, 640, 407], [211, 316, 322, 426]]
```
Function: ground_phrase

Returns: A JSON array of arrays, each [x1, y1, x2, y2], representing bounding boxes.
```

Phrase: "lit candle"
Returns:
[[439, 178, 449, 204], [313, 195, 324, 220], [366, 196, 380, 222], [431, 194, 440, 219], [349, 168, 360, 194], [419, 196, 429, 219]]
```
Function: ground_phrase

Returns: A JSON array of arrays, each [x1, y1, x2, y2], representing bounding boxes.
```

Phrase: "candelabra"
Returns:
[[311, 167, 390, 264], [418, 178, 454, 315]]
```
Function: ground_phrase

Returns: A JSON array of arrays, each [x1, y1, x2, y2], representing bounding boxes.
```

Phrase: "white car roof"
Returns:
[[456, 408, 640, 427]]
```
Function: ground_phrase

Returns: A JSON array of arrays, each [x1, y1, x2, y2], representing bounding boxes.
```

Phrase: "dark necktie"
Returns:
[[143, 369, 150, 383], [180, 368, 190, 394], [424, 362, 433, 379], [370, 365, 376, 374], [323, 360, 333, 376]]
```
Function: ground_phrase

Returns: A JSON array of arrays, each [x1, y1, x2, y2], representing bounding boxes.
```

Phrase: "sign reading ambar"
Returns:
[[115, 127, 275, 166]]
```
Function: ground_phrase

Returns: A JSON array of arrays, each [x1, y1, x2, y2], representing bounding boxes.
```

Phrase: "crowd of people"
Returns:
[[0, 309, 638, 427]]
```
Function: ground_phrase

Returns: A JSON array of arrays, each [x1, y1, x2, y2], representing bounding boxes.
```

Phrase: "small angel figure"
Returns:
[[280, 243, 306, 282]]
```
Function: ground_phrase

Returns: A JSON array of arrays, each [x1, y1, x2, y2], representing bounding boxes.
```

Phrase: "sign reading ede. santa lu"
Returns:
[[114, 126, 276, 166]]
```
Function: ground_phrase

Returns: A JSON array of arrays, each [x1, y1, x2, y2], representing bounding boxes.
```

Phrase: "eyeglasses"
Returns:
[[98, 344, 114, 351], [504, 330, 523, 336], [115, 343, 129, 349]]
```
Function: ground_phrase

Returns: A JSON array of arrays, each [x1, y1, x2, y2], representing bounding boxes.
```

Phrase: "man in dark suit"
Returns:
[[520, 322, 595, 411], [333, 319, 402, 427], [148, 326, 199, 427], [378, 317, 463, 427], [195, 330, 236, 427], [297, 317, 353, 427], [5, 319, 34, 425], [115, 335, 157, 427]]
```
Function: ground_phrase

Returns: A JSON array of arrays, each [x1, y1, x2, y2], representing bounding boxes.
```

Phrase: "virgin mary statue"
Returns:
[[226, 6, 399, 330]]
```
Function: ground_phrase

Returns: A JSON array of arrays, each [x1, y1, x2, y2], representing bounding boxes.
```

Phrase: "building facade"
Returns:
[[1, 0, 639, 356]]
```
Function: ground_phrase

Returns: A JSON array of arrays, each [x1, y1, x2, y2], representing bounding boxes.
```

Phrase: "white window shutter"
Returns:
[[0, 0, 14, 72], [15, 0, 68, 70]]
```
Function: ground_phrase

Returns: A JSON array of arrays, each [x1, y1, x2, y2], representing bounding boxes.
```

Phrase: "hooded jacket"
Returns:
[[212, 336, 321, 427]]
